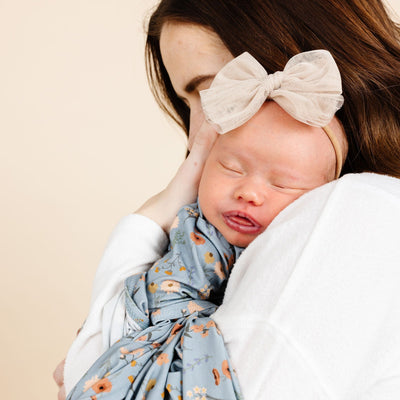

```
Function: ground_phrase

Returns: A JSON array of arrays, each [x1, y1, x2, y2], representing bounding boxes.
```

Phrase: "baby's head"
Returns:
[[198, 101, 347, 247]]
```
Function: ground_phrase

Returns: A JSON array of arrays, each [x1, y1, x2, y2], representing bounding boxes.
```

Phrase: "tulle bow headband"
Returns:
[[200, 50, 345, 178]]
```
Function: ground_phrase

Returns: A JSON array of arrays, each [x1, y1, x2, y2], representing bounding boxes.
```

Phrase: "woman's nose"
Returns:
[[234, 181, 265, 206]]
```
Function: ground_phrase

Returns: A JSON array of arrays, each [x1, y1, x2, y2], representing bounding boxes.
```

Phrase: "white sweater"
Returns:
[[64, 173, 400, 399]]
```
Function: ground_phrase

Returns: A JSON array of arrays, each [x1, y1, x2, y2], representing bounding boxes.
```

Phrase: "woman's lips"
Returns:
[[222, 211, 263, 234]]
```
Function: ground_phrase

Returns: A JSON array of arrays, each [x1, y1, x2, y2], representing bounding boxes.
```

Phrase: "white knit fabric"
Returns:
[[213, 172, 400, 399], [200, 50, 344, 133]]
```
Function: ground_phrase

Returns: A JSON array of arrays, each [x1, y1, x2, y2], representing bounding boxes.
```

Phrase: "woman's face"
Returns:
[[160, 22, 233, 149]]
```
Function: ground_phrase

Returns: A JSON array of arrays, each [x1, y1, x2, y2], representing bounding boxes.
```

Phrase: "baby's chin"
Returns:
[[226, 232, 262, 248]]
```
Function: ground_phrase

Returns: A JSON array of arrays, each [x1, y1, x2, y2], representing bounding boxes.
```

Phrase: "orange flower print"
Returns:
[[92, 377, 112, 394], [152, 342, 161, 349], [201, 330, 209, 338], [120, 347, 130, 355], [156, 353, 170, 366], [136, 334, 147, 342], [148, 282, 158, 294], [128, 375, 134, 383], [132, 348, 145, 357], [224, 253, 235, 269], [152, 308, 161, 317], [190, 324, 204, 333], [199, 285, 211, 300], [190, 231, 205, 245], [170, 215, 180, 230], [171, 322, 183, 336], [222, 360, 231, 380], [204, 251, 215, 264], [83, 376, 99, 392], [185, 207, 199, 218], [206, 320, 216, 329], [212, 368, 221, 385], [120, 347, 145, 358], [214, 261, 226, 280], [146, 379, 157, 392], [187, 301, 204, 314], [91, 396, 97, 400], [160, 280, 180, 294]]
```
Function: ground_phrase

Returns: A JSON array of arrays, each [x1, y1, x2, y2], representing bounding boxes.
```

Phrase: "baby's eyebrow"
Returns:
[[184, 75, 215, 93]]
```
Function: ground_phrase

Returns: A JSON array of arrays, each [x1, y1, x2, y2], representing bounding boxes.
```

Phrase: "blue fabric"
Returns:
[[67, 203, 244, 400]]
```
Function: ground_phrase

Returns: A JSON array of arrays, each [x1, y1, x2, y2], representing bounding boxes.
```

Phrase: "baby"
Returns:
[[199, 101, 345, 248], [65, 51, 346, 400]]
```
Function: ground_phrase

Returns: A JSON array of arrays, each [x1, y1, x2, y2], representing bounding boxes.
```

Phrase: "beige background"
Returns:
[[1, 1, 399, 399]]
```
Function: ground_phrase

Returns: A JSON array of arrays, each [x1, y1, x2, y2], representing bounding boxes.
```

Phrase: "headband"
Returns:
[[200, 50, 345, 178]]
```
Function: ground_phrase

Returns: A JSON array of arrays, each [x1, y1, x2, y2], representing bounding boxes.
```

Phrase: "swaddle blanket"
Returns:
[[67, 203, 243, 400]]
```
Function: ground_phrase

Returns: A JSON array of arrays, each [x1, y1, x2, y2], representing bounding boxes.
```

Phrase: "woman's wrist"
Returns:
[[136, 123, 217, 232], [135, 190, 178, 233]]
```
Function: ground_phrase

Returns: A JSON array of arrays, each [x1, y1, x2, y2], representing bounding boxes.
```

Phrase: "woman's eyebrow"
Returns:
[[184, 75, 215, 93]]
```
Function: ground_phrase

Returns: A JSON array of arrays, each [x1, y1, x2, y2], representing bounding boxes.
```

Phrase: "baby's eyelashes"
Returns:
[[270, 182, 309, 193], [219, 161, 244, 175]]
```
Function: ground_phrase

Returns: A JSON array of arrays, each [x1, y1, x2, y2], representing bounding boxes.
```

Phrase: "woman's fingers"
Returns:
[[57, 385, 66, 400], [53, 359, 65, 386], [175, 121, 218, 192], [188, 120, 218, 153], [53, 359, 66, 400], [136, 123, 217, 232]]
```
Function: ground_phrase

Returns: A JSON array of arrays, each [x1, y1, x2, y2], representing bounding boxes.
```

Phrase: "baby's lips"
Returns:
[[222, 211, 263, 235], [223, 211, 261, 228]]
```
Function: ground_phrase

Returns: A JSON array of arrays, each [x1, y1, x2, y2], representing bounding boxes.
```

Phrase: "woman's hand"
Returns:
[[53, 359, 66, 400], [136, 122, 217, 232]]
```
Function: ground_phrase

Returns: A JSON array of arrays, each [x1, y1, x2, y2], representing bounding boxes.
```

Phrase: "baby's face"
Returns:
[[198, 102, 336, 247]]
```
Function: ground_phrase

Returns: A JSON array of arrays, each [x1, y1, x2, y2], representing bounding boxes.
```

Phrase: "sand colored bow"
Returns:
[[200, 50, 344, 133], [200, 50, 345, 178]]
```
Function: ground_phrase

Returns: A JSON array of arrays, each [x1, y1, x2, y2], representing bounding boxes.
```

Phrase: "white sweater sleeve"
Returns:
[[64, 213, 168, 394], [213, 173, 400, 400]]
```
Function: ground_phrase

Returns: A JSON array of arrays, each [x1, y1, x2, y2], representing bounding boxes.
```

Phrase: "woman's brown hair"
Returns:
[[146, 0, 400, 177]]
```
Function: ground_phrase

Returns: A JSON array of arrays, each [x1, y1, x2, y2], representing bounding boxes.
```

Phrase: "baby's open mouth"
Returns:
[[223, 211, 262, 234]]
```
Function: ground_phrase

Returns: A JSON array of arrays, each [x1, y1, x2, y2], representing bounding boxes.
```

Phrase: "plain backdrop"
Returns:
[[0, 1, 399, 399]]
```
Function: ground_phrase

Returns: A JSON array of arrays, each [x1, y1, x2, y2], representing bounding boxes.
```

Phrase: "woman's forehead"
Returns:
[[159, 22, 233, 94], [160, 22, 225, 53]]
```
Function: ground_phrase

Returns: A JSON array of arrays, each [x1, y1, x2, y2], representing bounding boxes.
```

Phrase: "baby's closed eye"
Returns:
[[218, 161, 244, 175], [270, 181, 310, 193]]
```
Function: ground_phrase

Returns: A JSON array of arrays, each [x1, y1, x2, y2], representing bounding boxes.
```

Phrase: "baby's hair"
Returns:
[[146, 0, 400, 178]]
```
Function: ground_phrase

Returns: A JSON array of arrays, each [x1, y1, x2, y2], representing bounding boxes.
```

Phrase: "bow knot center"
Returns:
[[263, 71, 284, 96]]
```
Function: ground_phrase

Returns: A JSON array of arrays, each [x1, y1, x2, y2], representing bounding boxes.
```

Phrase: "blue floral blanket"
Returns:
[[67, 203, 243, 400]]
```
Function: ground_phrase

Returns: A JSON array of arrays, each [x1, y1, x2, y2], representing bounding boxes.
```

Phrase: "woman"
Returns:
[[55, 0, 400, 398]]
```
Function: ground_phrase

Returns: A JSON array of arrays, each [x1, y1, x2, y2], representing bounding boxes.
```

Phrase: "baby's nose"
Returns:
[[234, 182, 265, 206]]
